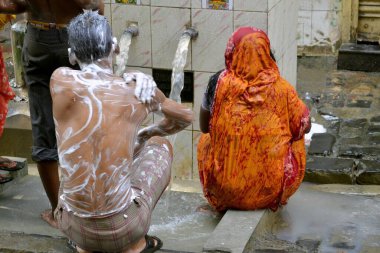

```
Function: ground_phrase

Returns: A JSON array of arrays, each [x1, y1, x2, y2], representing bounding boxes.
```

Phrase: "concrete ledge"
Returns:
[[304, 157, 355, 184], [338, 43, 380, 72], [203, 210, 265, 253], [0, 231, 70, 253], [0, 128, 33, 162]]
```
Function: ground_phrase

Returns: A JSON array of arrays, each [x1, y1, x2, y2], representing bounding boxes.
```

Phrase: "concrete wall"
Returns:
[[298, 0, 342, 54]]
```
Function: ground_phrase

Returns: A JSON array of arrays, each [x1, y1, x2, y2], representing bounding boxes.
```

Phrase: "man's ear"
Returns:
[[68, 48, 78, 66]]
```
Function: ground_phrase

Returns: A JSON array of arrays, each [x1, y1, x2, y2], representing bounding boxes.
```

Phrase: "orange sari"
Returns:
[[0, 47, 16, 137], [0, 15, 16, 136], [197, 27, 310, 211]]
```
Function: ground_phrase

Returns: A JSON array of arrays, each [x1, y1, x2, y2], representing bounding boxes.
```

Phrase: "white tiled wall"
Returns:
[[297, 0, 342, 49], [151, 0, 191, 8], [234, 0, 268, 12], [151, 7, 191, 70], [109, 0, 299, 180], [192, 9, 233, 72], [112, 4, 152, 67], [234, 11, 268, 32]]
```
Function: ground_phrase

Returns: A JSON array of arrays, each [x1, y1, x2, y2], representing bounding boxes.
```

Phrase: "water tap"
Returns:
[[125, 24, 139, 37], [183, 27, 198, 39]]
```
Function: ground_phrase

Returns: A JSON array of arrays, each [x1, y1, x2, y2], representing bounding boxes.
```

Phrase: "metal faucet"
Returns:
[[183, 27, 198, 39], [125, 24, 139, 37]]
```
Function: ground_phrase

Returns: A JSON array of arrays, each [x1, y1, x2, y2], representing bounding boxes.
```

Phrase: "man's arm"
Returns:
[[136, 89, 193, 142], [73, 0, 104, 14], [0, 0, 28, 14]]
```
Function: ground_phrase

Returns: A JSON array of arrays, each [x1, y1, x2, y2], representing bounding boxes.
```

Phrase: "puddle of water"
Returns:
[[263, 185, 380, 252]]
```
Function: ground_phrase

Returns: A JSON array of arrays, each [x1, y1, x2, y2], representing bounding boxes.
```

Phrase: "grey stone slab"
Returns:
[[328, 225, 357, 249], [0, 232, 70, 253], [339, 125, 364, 138], [296, 238, 321, 253], [338, 43, 380, 72], [370, 115, 380, 123], [319, 92, 346, 108], [339, 146, 380, 159], [308, 133, 336, 156], [203, 210, 265, 253], [342, 119, 368, 128], [346, 98, 372, 108], [368, 124, 380, 134], [340, 137, 363, 146], [304, 157, 354, 184], [356, 160, 380, 185], [369, 134, 380, 145], [0, 175, 63, 238]]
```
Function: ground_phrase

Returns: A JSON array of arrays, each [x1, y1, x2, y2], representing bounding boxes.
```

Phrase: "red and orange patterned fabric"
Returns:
[[0, 47, 16, 137], [197, 27, 310, 212]]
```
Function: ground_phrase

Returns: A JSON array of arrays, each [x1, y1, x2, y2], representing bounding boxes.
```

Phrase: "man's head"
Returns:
[[67, 11, 113, 64]]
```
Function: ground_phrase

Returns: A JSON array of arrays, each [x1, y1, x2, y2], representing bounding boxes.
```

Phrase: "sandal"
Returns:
[[0, 173, 13, 184], [0, 157, 24, 172], [67, 235, 162, 253], [141, 235, 163, 253], [66, 239, 102, 253]]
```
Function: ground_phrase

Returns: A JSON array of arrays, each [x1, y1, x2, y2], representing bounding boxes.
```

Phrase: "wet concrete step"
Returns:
[[0, 232, 69, 253], [0, 157, 28, 194], [338, 43, 380, 72], [0, 231, 187, 253], [0, 174, 222, 253], [203, 210, 265, 253]]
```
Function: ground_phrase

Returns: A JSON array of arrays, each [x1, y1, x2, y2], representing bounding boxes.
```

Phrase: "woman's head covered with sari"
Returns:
[[225, 27, 279, 84], [211, 27, 282, 121]]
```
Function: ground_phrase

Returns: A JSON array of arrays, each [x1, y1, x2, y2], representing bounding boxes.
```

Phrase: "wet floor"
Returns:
[[250, 183, 380, 253]]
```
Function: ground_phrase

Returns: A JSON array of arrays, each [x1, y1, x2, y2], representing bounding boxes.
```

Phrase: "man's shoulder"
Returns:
[[51, 67, 79, 80]]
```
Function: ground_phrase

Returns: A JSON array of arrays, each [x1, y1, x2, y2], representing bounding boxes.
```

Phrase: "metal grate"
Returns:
[[152, 69, 194, 103]]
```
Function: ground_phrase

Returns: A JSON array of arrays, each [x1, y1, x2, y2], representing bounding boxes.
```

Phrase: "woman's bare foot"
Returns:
[[41, 209, 58, 228]]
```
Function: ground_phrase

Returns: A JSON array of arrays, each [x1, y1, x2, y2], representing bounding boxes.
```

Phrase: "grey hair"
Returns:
[[67, 10, 113, 64]]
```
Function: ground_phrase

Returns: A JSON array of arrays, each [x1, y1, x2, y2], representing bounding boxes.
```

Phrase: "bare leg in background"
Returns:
[[38, 160, 59, 228]]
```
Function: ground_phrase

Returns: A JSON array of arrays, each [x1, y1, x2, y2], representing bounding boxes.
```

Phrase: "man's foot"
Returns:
[[0, 173, 13, 184], [122, 235, 162, 253], [41, 209, 58, 228], [140, 235, 162, 253], [0, 157, 24, 171]]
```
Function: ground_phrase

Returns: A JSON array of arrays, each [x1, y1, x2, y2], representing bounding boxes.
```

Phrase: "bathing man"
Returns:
[[0, 0, 157, 228], [50, 11, 193, 253]]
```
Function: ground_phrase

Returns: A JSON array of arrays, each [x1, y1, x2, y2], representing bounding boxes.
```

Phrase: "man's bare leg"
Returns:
[[37, 160, 59, 228]]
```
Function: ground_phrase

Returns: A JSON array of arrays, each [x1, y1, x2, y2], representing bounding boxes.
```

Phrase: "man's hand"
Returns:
[[123, 72, 157, 103]]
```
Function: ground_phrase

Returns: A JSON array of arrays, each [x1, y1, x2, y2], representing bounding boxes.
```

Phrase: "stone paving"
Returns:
[[298, 56, 380, 185]]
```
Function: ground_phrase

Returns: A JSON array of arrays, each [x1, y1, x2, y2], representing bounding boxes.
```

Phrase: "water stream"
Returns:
[[115, 31, 133, 76], [168, 33, 192, 144]]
